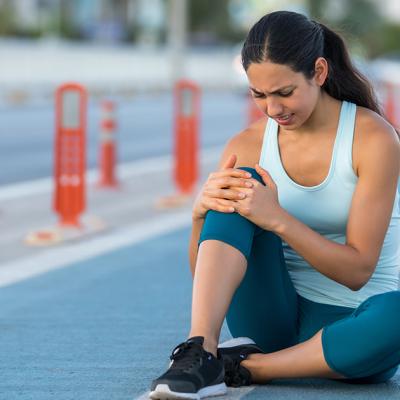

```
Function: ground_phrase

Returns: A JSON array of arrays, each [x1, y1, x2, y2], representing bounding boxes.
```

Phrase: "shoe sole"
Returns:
[[149, 382, 227, 400], [218, 337, 256, 348]]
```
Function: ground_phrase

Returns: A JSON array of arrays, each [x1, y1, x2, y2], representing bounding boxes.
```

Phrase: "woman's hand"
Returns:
[[230, 164, 285, 231], [192, 154, 253, 221]]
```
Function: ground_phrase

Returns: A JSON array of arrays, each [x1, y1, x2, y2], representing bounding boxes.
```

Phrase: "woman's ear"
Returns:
[[314, 57, 329, 86]]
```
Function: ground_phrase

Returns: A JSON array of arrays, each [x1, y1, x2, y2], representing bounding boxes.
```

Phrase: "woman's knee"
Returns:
[[236, 167, 264, 184], [201, 167, 264, 227], [198, 167, 263, 259], [198, 166, 272, 260], [370, 291, 400, 337], [361, 290, 400, 318], [324, 291, 400, 378], [199, 207, 256, 260]]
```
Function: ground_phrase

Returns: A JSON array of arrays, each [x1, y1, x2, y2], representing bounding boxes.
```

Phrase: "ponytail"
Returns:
[[317, 22, 382, 116]]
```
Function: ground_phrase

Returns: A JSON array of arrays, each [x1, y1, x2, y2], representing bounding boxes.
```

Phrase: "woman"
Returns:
[[150, 10, 400, 400]]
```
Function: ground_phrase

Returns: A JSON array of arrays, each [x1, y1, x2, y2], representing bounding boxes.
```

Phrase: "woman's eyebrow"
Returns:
[[250, 85, 295, 95]]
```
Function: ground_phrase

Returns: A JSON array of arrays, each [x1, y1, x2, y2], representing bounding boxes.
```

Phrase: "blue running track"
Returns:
[[0, 227, 399, 400]]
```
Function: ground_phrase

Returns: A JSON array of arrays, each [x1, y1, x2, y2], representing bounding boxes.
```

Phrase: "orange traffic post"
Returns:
[[97, 99, 119, 188], [25, 82, 106, 246], [248, 91, 264, 125], [174, 79, 200, 195], [155, 79, 200, 209], [53, 82, 87, 227]]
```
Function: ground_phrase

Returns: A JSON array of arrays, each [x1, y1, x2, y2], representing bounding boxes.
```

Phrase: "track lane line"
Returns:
[[0, 210, 192, 288]]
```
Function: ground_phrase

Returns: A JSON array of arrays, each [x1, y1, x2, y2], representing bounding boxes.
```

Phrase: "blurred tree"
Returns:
[[0, 0, 16, 36], [0, 0, 397, 55], [307, 0, 398, 58], [189, 0, 245, 45], [376, 23, 400, 58], [59, 1, 80, 39]]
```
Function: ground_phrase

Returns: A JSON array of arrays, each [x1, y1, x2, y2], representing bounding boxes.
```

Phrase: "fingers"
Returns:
[[255, 164, 277, 189], [204, 187, 247, 201], [199, 159, 254, 215], [210, 168, 252, 181], [204, 198, 236, 213], [218, 176, 253, 187], [222, 154, 237, 170]]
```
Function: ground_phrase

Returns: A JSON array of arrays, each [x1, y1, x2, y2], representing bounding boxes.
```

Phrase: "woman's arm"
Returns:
[[273, 211, 371, 291], [272, 116, 400, 291]]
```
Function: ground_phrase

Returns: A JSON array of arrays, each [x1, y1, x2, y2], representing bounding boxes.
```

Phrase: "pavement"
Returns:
[[0, 145, 222, 269], [1, 144, 400, 399], [2, 222, 398, 400]]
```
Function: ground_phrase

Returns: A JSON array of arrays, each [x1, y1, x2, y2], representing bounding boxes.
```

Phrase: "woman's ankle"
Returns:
[[188, 333, 218, 357], [242, 353, 271, 383]]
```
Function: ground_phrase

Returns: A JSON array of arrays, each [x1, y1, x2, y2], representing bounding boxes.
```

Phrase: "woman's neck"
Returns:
[[286, 92, 342, 136]]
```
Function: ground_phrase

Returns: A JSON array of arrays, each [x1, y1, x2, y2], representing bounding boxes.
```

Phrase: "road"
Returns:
[[0, 90, 248, 185], [1, 225, 399, 400]]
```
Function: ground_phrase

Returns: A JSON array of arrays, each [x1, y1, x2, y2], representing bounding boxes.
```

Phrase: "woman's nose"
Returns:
[[265, 98, 284, 117]]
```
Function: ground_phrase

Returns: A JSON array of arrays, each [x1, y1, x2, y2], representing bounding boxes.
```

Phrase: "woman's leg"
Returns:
[[321, 291, 400, 383], [239, 295, 352, 382], [241, 291, 400, 383], [242, 329, 345, 382], [225, 228, 298, 353], [188, 239, 248, 356], [189, 167, 298, 356]]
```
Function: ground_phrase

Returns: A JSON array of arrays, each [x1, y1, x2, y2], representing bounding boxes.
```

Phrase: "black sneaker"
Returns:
[[218, 337, 264, 387], [149, 336, 227, 399]]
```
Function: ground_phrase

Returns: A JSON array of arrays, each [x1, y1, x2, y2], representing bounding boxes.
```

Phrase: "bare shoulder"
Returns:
[[218, 117, 267, 169], [353, 106, 400, 176]]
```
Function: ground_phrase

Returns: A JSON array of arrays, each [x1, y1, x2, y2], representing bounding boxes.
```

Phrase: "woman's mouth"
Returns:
[[275, 113, 294, 125]]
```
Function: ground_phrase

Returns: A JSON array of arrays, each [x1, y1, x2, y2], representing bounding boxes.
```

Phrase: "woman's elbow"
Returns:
[[348, 264, 376, 291]]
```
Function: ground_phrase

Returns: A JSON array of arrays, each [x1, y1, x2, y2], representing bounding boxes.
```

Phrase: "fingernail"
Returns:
[[245, 172, 252, 177], [246, 182, 253, 187]]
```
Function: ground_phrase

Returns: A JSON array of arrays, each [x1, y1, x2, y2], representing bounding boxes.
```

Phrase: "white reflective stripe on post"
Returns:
[[101, 109, 115, 120], [100, 131, 114, 143], [62, 91, 80, 129]]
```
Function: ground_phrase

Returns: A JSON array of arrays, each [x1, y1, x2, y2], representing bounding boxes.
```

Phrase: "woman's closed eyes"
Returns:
[[251, 89, 294, 99]]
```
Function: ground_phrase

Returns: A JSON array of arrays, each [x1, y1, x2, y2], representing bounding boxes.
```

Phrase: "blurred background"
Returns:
[[0, 0, 399, 256], [0, 0, 399, 182]]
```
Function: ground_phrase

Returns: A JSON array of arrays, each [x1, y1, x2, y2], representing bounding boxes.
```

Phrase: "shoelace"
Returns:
[[223, 356, 251, 387], [169, 341, 204, 372]]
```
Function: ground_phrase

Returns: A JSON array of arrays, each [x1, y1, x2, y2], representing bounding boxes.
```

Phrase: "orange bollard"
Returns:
[[174, 80, 200, 195], [248, 92, 265, 125], [97, 100, 119, 188], [384, 83, 397, 128], [154, 80, 200, 209], [53, 82, 87, 227]]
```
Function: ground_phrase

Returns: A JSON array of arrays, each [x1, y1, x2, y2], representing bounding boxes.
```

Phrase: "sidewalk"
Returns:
[[0, 146, 222, 286]]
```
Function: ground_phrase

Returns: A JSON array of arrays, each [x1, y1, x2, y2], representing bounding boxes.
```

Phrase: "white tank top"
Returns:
[[258, 101, 400, 308]]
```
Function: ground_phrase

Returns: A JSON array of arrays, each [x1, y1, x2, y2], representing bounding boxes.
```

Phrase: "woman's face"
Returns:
[[246, 59, 326, 130]]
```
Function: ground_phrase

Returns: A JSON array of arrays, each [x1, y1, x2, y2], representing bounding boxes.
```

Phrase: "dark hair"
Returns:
[[241, 11, 382, 115]]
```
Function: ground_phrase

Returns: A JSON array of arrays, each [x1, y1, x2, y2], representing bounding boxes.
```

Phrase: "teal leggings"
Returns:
[[198, 167, 400, 384]]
